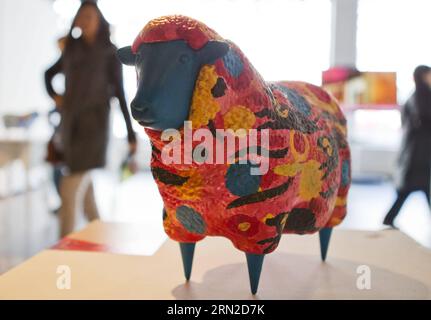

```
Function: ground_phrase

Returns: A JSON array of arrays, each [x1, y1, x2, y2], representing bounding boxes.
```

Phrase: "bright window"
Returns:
[[53, 0, 331, 137], [357, 0, 431, 103], [54, 0, 331, 85]]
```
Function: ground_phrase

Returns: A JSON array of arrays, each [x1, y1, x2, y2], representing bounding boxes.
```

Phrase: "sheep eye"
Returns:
[[179, 54, 190, 64]]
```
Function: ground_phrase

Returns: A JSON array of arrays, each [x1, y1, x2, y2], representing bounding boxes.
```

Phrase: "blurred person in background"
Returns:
[[44, 1, 136, 237], [45, 36, 67, 212], [384, 65, 431, 228]]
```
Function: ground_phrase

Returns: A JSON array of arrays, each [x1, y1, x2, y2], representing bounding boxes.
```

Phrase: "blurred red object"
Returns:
[[322, 67, 359, 85]]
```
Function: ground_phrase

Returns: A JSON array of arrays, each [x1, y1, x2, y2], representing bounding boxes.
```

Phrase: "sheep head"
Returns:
[[117, 16, 229, 131]]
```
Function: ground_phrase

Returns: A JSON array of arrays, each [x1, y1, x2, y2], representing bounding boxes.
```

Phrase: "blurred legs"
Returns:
[[59, 171, 99, 237], [384, 188, 431, 227], [83, 176, 99, 222], [383, 190, 410, 226]]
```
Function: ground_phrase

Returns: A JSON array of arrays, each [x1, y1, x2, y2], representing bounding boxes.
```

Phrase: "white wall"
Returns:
[[0, 0, 59, 115]]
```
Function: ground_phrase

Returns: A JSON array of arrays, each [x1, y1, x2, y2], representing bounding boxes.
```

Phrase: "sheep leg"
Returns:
[[319, 227, 333, 261], [179, 242, 196, 281], [245, 253, 265, 295]]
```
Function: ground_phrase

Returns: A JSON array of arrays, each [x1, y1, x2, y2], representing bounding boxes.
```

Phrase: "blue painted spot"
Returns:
[[341, 160, 350, 186], [225, 161, 261, 196], [176, 206, 206, 234], [222, 49, 244, 78], [278, 86, 311, 116]]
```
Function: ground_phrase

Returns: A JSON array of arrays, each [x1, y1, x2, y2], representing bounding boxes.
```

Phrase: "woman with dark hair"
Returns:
[[45, 1, 136, 236], [383, 65, 431, 227]]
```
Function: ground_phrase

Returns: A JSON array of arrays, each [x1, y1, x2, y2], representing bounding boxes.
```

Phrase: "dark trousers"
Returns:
[[384, 188, 431, 224]]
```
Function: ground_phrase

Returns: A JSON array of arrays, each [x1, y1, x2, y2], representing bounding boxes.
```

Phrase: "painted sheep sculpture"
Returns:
[[118, 15, 351, 294]]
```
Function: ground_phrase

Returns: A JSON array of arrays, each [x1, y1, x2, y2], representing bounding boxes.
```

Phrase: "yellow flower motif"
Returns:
[[299, 160, 323, 201], [223, 105, 256, 131], [335, 196, 347, 206], [328, 216, 342, 225], [275, 104, 289, 118], [175, 170, 203, 200], [274, 159, 324, 201], [162, 207, 175, 233], [189, 65, 220, 128], [274, 162, 303, 177], [238, 222, 251, 232], [262, 213, 274, 223]]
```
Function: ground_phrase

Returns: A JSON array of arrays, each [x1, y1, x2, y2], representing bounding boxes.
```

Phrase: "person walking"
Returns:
[[384, 65, 431, 227], [45, 1, 136, 237]]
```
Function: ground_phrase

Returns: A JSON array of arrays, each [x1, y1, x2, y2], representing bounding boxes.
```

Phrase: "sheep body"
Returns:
[[137, 15, 350, 254]]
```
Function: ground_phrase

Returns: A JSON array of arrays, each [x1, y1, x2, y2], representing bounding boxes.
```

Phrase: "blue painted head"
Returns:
[[117, 40, 229, 130]]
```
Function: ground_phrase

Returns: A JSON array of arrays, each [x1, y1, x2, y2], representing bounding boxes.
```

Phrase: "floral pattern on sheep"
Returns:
[[139, 15, 351, 254]]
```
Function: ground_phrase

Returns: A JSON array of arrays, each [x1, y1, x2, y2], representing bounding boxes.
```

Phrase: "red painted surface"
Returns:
[[133, 15, 351, 254]]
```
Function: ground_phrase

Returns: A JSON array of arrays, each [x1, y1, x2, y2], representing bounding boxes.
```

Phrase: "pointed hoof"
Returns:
[[245, 253, 265, 295], [179, 242, 195, 281], [319, 227, 333, 262]]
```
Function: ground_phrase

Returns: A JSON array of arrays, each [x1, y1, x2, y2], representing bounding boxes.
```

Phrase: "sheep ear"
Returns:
[[117, 46, 136, 66], [200, 41, 229, 64]]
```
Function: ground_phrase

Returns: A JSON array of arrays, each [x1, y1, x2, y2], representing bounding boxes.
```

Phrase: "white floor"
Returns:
[[342, 181, 431, 247]]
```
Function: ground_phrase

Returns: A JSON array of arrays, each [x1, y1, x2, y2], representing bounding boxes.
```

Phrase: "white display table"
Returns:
[[0, 220, 430, 299]]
